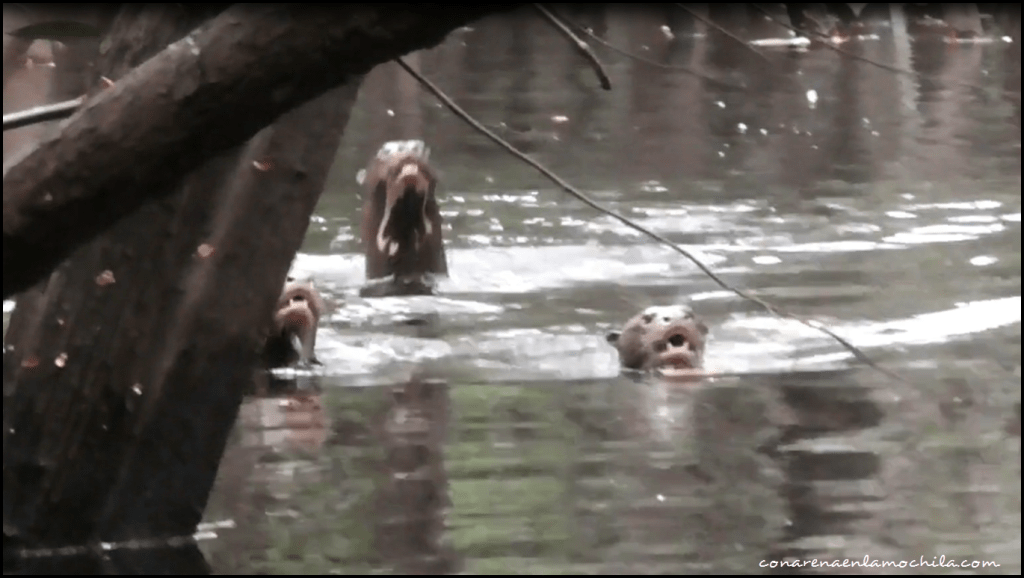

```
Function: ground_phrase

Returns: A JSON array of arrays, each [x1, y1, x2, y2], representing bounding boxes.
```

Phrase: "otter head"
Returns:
[[640, 317, 708, 373], [264, 279, 325, 368], [360, 142, 448, 291], [606, 305, 701, 370]]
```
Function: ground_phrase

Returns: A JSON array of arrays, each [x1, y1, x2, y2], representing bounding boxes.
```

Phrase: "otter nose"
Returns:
[[397, 163, 420, 180]]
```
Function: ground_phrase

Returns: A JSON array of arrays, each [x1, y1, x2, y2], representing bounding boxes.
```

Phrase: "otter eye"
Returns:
[[642, 313, 655, 324], [662, 316, 671, 324], [668, 334, 686, 347]]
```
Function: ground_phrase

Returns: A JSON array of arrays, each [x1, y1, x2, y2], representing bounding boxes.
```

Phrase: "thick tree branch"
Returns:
[[2, 3, 520, 299]]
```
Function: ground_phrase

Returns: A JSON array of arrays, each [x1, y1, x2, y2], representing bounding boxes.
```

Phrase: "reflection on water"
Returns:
[[6, 4, 1016, 575]]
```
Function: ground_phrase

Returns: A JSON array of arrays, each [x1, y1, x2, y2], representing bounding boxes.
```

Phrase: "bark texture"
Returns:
[[1, 3, 388, 572]]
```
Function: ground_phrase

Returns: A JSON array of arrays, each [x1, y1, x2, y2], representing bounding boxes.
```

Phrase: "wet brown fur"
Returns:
[[360, 151, 447, 290], [263, 280, 325, 368]]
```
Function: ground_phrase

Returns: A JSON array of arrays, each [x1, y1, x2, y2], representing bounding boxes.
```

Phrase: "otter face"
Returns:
[[264, 280, 324, 368], [360, 142, 448, 291], [641, 318, 708, 372], [606, 305, 703, 371]]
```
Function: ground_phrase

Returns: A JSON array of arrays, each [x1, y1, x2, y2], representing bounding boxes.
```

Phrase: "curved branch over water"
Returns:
[[2, 3, 519, 299], [397, 56, 916, 388], [533, 4, 612, 90]]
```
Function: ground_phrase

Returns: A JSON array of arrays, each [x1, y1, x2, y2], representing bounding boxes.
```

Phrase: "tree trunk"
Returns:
[[3, 4, 361, 573], [2, 3, 520, 299]]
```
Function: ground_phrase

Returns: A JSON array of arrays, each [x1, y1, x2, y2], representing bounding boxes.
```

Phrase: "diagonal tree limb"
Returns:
[[2, 97, 83, 131], [533, 4, 612, 90], [2, 3, 520, 299]]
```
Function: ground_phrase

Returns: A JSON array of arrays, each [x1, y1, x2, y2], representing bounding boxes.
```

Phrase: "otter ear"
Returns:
[[606, 331, 621, 344], [286, 276, 295, 282], [696, 321, 709, 336]]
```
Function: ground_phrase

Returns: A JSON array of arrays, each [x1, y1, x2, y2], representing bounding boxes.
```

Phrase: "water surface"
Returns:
[[4, 6, 1020, 575]]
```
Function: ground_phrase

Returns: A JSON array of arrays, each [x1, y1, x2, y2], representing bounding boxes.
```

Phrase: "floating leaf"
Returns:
[[7, 20, 103, 41]]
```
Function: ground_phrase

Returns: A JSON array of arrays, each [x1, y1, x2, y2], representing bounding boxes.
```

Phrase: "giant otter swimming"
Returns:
[[263, 279, 325, 368], [606, 305, 708, 373], [358, 140, 448, 297], [639, 317, 708, 374]]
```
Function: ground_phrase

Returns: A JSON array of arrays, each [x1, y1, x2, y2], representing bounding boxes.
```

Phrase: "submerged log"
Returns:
[[2, 3, 521, 299], [1, 4, 364, 572]]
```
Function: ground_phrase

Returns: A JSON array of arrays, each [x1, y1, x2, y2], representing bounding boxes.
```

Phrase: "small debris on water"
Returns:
[[100, 76, 115, 88], [969, 255, 997, 267], [54, 353, 67, 368], [552, 115, 569, 123], [640, 180, 668, 193], [806, 89, 818, 108], [196, 244, 215, 259], [660, 25, 675, 41], [737, 122, 748, 134], [1003, 36, 1013, 43], [252, 159, 273, 172], [386, 109, 395, 117], [95, 270, 116, 286], [715, 100, 726, 108], [132, 383, 143, 395]]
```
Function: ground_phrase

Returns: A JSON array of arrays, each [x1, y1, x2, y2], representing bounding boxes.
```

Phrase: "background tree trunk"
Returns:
[[3, 4, 362, 572]]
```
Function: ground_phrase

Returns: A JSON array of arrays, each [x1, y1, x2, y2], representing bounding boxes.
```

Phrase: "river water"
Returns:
[[4, 6, 1021, 575]]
